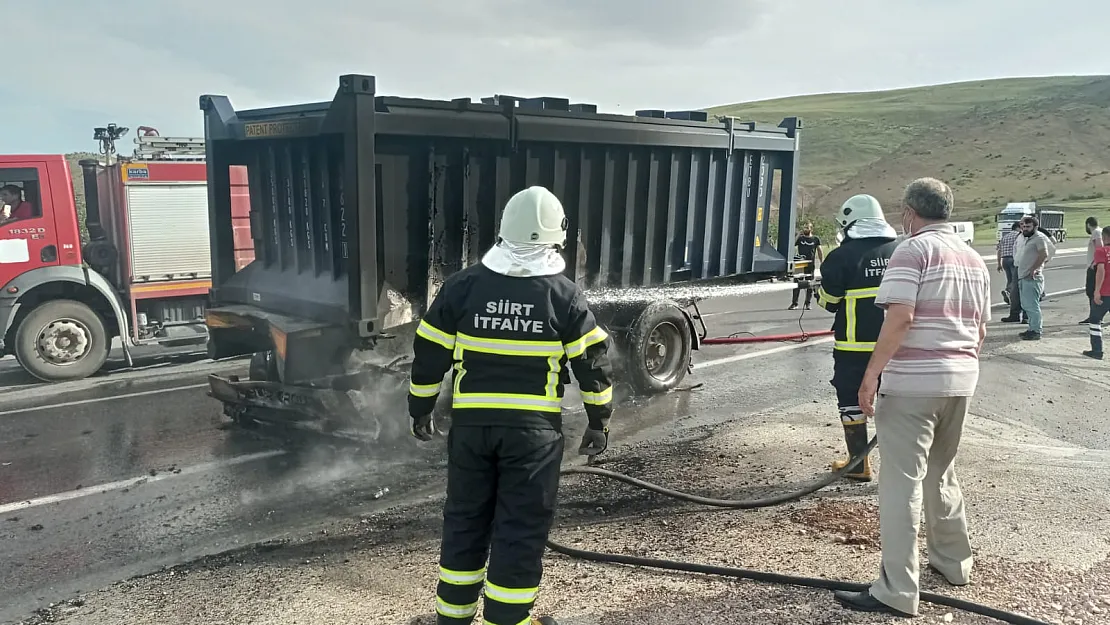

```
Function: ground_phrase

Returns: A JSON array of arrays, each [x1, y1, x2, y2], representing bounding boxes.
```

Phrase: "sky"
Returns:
[[6, 0, 1110, 154]]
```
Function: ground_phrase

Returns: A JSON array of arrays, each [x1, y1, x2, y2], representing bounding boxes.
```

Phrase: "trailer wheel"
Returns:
[[624, 301, 693, 395], [13, 299, 111, 382]]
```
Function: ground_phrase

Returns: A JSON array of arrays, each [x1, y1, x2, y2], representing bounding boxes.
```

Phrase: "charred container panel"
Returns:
[[200, 74, 802, 375]]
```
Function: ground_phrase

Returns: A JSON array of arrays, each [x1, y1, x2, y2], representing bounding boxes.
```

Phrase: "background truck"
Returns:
[[199, 73, 804, 431], [0, 125, 254, 381], [995, 201, 1066, 241]]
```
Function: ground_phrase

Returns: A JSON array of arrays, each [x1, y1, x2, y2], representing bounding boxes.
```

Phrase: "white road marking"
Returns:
[[990, 287, 1083, 309], [0, 450, 287, 515], [979, 248, 1086, 262], [0, 383, 209, 417], [1, 285, 1090, 515], [692, 287, 1085, 370], [2, 284, 1087, 418], [693, 336, 835, 370], [698, 248, 1083, 320], [3, 338, 838, 513]]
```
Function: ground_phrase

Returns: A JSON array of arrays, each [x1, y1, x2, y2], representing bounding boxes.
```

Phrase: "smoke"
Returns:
[[336, 369, 413, 443], [236, 449, 385, 507], [235, 338, 438, 509]]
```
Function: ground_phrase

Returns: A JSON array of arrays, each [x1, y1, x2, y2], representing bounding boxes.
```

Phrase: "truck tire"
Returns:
[[13, 299, 111, 382], [622, 301, 693, 395]]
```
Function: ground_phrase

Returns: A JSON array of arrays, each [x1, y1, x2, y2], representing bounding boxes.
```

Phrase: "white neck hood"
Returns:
[[846, 218, 898, 240], [480, 240, 567, 277]]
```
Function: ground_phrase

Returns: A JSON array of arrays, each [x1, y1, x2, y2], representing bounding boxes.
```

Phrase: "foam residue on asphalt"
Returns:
[[585, 278, 797, 305]]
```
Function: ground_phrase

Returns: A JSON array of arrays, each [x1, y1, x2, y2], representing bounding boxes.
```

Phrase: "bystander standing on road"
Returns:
[[1083, 227, 1110, 360], [1080, 216, 1104, 325], [1000, 227, 1028, 325], [1014, 216, 1051, 340], [789, 222, 823, 310], [996, 222, 1019, 305], [834, 178, 991, 618]]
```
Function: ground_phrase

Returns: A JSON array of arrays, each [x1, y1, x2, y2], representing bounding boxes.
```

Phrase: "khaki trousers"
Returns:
[[870, 394, 975, 615]]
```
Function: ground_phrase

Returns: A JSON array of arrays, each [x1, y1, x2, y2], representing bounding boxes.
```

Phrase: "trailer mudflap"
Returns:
[[208, 360, 412, 429], [208, 373, 357, 423]]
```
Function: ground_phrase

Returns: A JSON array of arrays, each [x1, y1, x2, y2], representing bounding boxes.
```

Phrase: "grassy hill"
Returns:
[[55, 76, 1110, 244], [707, 76, 1110, 238]]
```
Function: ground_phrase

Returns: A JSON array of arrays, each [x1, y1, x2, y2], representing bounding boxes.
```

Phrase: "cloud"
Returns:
[[4, 0, 1109, 153]]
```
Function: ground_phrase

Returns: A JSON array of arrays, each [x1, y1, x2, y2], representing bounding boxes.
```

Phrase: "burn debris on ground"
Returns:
[[23, 599, 85, 625], [14, 431, 1110, 625], [786, 500, 881, 548]]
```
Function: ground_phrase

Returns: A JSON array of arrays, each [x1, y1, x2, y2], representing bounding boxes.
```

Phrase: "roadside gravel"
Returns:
[[22, 407, 1109, 625]]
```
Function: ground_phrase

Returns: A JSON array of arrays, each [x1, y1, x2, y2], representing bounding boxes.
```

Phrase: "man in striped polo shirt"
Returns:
[[834, 178, 992, 618]]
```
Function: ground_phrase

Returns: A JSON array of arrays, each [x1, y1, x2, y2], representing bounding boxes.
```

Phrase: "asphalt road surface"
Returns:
[[0, 243, 1095, 624]]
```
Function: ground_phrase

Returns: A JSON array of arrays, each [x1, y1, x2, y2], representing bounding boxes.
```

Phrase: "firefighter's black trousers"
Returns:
[[830, 350, 873, 459], [830, 350, 871, 423], [436, 424, 563, 625]]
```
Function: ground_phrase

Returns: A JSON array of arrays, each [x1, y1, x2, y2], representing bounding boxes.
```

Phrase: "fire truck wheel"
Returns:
[[624, 301, 692, 395], [14, 299, 111, 382]]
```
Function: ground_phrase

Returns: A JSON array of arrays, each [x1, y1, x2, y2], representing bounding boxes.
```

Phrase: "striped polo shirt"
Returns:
[[875, 223, 992, 397]]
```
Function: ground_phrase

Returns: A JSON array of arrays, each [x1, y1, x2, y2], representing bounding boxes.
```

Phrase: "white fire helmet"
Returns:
[[836, 194, 884, 229], [498, 186, 569, 247]]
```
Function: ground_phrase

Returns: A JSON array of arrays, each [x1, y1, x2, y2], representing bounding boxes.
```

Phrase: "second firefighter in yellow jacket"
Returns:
[[817, 194, 900, 481]]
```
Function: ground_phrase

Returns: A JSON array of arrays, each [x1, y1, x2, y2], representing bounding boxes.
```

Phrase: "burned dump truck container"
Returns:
[[199, 74, 803, 430]]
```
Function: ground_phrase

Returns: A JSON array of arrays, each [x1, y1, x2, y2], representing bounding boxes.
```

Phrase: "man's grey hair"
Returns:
[[902, 177, 953, 221]]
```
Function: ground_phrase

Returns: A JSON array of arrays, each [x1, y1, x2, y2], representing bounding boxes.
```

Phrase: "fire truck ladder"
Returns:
[[132, 135, 207, 161]]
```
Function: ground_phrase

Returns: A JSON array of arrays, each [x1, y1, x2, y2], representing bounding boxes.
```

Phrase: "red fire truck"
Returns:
[[0, 125, 253, 382]]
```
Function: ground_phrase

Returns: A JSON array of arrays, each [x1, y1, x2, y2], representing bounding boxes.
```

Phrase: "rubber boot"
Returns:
[[831, 422, 872, 482]]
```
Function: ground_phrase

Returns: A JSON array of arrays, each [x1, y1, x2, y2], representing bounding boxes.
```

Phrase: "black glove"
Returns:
[[411, 413, 436, 441], [578, 427, 609, 456]]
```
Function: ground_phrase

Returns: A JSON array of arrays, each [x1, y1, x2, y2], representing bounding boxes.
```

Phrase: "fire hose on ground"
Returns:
[[545, 309, 1048, 624], [695, 286, 834, 345], [547, 437, 1051, 625], [700, 330, 834, 344]]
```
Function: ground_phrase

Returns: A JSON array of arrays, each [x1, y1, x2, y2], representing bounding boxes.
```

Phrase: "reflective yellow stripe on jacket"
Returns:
[[451, 331, 565, 413], [416, 319, 455, 350], [563, 326, 613, 408], [836, 287, 879, 352], [564, 325, 608, 359], [817, 287, 841, 312], [412, 319, 614, 413], [409, 320, 455, 397]]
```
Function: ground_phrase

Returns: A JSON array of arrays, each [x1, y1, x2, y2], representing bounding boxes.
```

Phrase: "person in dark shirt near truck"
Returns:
[[790, 222, 824, 310]]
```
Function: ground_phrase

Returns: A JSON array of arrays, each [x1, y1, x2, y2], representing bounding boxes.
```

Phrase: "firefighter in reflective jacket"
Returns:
[[817, 194, 900, 481], [408, 186, 614, 625]]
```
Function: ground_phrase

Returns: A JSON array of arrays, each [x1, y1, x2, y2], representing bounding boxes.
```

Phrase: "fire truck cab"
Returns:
[[0, 125, 252, 382]]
